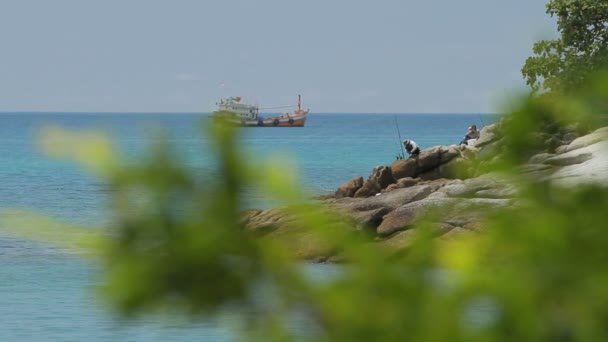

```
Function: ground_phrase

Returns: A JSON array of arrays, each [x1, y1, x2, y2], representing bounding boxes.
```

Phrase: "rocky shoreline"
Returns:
[[242, 124, 608, 262]]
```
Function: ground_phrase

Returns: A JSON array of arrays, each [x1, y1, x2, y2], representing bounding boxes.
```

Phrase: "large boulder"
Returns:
[[418, 156, 462, 180], [528, 153, 556, 164], [243, 207, 343, 261], [474, 123, 498, 147], [555, 127, 608, 154], [243, 207, 297, 235], [439, 175, 513, 198], [335, 176, 364, 198], [376, 197, 458, 236], [389, 145, 463, 183], [376, 197, 510, 237], [348, 207, 392, 233], [354, 165, 394, 198], [442, 145, 463, 162], [376, 230, 418, 253], [544, 152, 593, 167], [548, 140, 608, 186], [416, 146, 445, 174], [383, 177, 420, 192], [334, 182, 444, 213], [477, 139, 502, 160], [390, 158, 418, 180]]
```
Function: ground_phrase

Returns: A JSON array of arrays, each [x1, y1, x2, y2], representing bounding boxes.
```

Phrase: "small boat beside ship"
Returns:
[[212, 95, 309, 127]]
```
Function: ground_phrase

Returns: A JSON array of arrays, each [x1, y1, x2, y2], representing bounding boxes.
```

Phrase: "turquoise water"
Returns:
[[0, 112, 497, 340]]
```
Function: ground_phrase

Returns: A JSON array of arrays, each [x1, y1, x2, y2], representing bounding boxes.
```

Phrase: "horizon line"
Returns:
[[0, 111, 502, 115]]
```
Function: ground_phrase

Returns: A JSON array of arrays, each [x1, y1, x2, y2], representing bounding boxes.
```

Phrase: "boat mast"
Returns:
[[298, 94, 302, 112]]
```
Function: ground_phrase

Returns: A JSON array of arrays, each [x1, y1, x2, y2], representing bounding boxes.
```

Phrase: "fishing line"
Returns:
[[478, 113, 486, 128], [394, 115, 405, 159]]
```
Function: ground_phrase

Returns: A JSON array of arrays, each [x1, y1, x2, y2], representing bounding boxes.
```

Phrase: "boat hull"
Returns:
[[216, 113, 308, 127]]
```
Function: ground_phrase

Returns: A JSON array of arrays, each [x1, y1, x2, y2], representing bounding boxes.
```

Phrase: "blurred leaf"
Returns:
[[38, 126, 119, 177], [0, 209, 104, 254]]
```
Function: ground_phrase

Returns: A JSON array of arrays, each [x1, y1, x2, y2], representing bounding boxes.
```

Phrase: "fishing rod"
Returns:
[[478, 113, 486, 128], [394, 115, 405, 160]]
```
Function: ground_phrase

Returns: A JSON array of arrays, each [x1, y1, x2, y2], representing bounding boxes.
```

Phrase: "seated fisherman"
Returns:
[[460, 125, 480, 145], [403, 139, 421, 158]]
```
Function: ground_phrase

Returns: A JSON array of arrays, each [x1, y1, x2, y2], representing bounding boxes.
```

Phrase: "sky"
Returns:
[[0, 0, 556, 113]]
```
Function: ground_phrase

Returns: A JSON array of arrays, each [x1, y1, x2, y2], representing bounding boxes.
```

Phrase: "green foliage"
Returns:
[[522, 0, 608, 94], [0, 209, 104, 253]]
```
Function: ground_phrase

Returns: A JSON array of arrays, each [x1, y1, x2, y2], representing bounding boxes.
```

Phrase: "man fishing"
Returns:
[[459, 125, 480, 145], [403, 139, 420, 158]]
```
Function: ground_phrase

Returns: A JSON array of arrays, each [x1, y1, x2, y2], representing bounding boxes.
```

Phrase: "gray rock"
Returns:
[[334, 183, 441, 212], [460, 198, 511, 208], [432, 156, 465, 179], [426, 190, 450, 200], [475, 186, 517, 198], [517, 163, 556, 180], [390, 158, 418, 180], [441, 145, 463, 162], [555, 145, 569, 155], [474, 124, 498, 147], [383, 177, 420, 192], [354, 165, 394, 198], [518, 163, 554, 173], [418, 167, 441, 181], [377, 229, 417, 252], [556, 128, 608, 154], [244, 207, 295, 235], [240, 208, 263, 225], [544, 152, 593, 166], [438, 227, 475, 241], [376, 196, 510, 237], [376, 197, 458, 236], [461, 145, 479, 159], [440, 177, 500, 198], [528, 153, 556, 164], [549, 140, 608, 186], [335, 176, 364, 198], [544, 136, 563, 151], [349, 207, 391, 231], [417, 146, 444, 173], [562, 132, 578, 145], [477, 140, 502, 160]]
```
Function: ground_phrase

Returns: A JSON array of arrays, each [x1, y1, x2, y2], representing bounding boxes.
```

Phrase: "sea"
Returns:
[[0, 112, 498, 341]]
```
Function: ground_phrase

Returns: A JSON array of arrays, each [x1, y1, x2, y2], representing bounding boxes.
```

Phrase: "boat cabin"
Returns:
[[217, 97, 259, 120]]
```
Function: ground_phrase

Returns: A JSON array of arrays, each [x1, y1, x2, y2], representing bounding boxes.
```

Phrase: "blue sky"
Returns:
[[0, 0, 556, 113]]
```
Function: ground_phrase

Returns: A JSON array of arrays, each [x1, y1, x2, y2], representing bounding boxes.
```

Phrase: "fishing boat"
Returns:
[[212, 95, 309, 127]]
